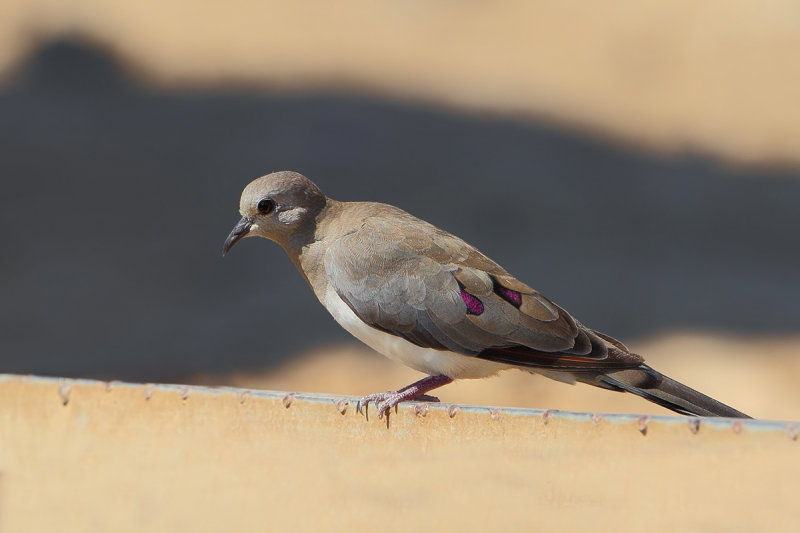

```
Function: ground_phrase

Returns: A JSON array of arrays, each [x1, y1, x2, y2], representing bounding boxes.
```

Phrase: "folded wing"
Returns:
[[324, 211, 643, 372]]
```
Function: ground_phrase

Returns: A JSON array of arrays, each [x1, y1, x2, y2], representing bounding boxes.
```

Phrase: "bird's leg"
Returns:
[[356, 375, 454, 420]]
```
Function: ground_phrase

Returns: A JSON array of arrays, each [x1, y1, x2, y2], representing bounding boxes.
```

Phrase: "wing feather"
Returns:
[[324, 210, 643, 371]]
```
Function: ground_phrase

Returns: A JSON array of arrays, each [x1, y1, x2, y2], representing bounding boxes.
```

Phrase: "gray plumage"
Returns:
[[223, 171, 750, 419]]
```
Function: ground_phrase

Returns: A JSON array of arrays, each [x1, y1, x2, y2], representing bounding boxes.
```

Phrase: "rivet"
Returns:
[[414, 404, 429, 417], [591, 413, 604, 425], [180, 387, 191, 400], [542, 410, 553, 425], [732, 421, 743, 434], [447, 405, 459, 418], [58, 381, 71, 406], [490, 409, 502, 421], [239, 390, 250, 404], [637, 416, 649, 436], [282, 392, 295, 408], [787, 423, 800, 441], [105, 380, 119, 392], [688, 418, 701, 434], [143, 384, 155, 400], [336, 399, 349, 415]]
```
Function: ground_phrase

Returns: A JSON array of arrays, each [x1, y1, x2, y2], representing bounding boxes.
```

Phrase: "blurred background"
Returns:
[[1, 1, 799, 419]]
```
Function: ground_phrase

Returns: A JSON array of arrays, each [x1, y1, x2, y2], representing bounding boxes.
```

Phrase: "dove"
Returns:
[[223, 171, 750, 419]]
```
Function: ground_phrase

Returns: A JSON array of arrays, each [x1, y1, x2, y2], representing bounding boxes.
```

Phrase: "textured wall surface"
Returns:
[[0, 374, 796, 532]]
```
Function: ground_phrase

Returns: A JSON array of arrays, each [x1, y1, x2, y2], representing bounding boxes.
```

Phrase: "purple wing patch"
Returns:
[[492, 277, 522, 308], [460, 289, 485, 315]]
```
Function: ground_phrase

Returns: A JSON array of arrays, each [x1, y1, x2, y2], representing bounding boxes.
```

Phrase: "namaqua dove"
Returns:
[[223, 171, 750, 420]]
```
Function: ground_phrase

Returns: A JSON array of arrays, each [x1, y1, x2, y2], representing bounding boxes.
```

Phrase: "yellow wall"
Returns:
[[0, 374, 796, 532]]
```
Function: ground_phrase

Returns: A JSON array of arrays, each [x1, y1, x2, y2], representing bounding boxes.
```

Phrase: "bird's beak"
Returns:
[[222, 216, 254, 256]]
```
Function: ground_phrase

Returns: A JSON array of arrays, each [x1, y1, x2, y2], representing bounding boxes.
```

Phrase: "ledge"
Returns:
[[0, 374, 796, 532]]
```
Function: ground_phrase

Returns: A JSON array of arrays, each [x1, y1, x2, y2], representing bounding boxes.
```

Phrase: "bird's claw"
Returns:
[[356, 390, 441, 420], [356, 391, 394, 420]]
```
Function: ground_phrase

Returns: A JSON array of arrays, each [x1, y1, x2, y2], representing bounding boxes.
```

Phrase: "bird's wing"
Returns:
[[324, 212, 642, 371]]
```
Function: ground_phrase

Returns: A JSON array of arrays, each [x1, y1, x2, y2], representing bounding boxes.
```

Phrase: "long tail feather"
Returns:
[[598, 365, 751, 418]]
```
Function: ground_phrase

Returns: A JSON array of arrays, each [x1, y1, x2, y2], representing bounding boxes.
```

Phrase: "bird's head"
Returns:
[[222, 171, 327, 255]]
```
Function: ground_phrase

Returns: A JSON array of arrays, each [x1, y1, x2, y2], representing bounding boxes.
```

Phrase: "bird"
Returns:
[[223, 171, 750, 420]]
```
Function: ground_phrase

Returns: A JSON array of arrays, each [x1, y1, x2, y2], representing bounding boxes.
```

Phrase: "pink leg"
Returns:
[[356, 375, 454, 420]]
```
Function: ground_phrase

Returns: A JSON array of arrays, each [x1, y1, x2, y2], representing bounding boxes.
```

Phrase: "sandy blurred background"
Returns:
[[1, 0, 799, 420]]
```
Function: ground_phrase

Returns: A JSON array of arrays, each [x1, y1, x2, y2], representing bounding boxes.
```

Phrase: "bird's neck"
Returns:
[[280, 198, 345, 295]]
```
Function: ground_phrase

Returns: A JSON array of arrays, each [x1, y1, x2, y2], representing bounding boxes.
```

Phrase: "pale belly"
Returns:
[[321, 286, 511, 379]]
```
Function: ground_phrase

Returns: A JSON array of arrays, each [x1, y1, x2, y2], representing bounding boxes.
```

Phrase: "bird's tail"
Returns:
[[596, 364, 751, 418]]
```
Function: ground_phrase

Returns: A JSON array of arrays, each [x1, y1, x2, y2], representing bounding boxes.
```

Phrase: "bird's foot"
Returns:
[[357, 390, 441, 419], [356, 375, 453, 420]]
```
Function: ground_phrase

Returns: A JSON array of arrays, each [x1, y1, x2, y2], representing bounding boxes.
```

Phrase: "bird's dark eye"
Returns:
[[257, 198, 275, 214]]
